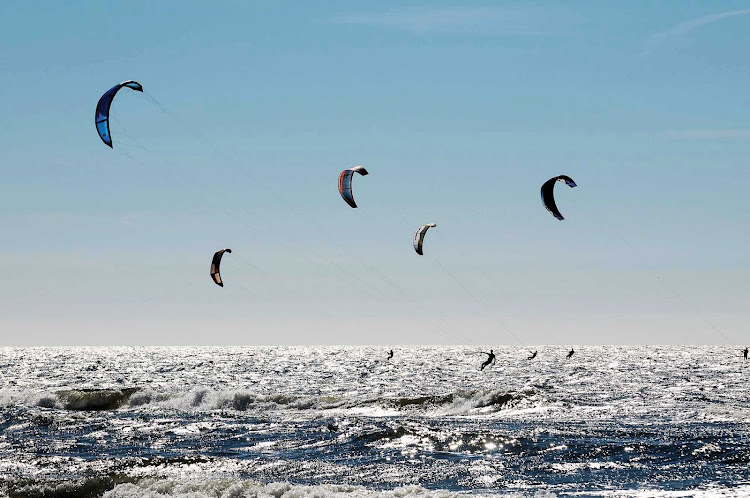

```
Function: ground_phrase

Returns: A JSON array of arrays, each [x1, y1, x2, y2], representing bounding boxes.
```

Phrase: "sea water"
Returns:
[[0, 346, 748, 497]]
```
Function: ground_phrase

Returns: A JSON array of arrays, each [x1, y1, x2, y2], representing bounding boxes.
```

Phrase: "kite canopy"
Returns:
[[338, 166, 369, 208], [541, 175, 577, 220], [95, 81, 143, 148], [413, 224, 437, 255], [210, 249, 232, 287]]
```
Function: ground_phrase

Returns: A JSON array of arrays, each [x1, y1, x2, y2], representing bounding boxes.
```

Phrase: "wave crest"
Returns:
[[0, 386, 541, 415], [100, 480, 553, 498]]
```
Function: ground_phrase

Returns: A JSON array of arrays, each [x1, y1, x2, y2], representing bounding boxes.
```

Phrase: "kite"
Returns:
[[541, 175, 577, 220], [210, 249, 232, 287], [413, 224, 437, 255], [95, 81, 143, 148], [338, 166, 369, 208]]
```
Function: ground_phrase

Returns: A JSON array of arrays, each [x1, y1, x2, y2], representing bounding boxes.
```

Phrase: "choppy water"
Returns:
[[0, 346, 749, 498]]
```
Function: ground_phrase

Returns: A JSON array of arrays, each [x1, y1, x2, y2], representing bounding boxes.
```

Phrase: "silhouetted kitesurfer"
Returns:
[[744, 347, 748, 360], [527, 351, 537, 360], [387, 349, 394, 361], [566, 348, 575, 359], [480, 350, 496, 371]]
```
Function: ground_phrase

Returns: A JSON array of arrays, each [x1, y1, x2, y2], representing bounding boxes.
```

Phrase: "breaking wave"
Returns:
[[6, 478, 750, 498], [1, 479, 558, 498], [0, 387, 543, 415], [100, 481, 556, 498]]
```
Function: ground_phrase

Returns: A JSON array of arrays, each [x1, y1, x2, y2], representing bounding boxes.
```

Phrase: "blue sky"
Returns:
[[1, 1, 749, 345]]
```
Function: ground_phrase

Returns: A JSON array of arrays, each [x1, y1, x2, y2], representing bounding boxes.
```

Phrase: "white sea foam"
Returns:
[[102, 481, 557, 498]]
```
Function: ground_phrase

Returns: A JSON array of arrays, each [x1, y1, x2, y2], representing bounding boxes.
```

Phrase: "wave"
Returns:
[[3, 476, 135, 498], [55, 388, 141, 411], [0, 387, 542, 415], [10, 478, 750, 498], [0, 388, 141, 412], [1, 479, 557, 498], [6, 477, 750, 498], [102, 481, 558, 498], [387, 390, 515, 409]]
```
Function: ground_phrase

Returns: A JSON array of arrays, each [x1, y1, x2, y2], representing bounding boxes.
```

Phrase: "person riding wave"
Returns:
[[480, 350, 496, 371]]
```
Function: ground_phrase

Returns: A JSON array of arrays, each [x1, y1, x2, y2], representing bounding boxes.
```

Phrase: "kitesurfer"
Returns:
[[566, 348, 575, 359], [527, 351, 537, 360], [387, 349, 394, 361], [744, 347, 748, 360], [480, 350, 496, 371]]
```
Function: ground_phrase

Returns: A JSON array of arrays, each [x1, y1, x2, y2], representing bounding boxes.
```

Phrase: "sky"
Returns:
[[1, 1, 749, 345]]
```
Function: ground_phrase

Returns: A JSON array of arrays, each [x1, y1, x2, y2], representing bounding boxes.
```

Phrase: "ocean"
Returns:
[[0, 346, 748, 497]]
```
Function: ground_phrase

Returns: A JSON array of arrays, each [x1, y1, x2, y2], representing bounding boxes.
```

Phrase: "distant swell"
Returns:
[[388, 390, 517, 410]]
